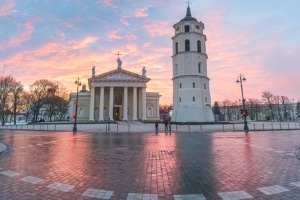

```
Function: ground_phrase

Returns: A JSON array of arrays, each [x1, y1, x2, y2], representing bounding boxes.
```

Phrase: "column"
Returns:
[[132, 87, 137, 120], [98, 87, 104, 121], [123, 87, 128, 120], [156, 99, 160, 118], [109, 86, 114, 120], [142, 87, 147, 120], [89, 86, 95, 121]]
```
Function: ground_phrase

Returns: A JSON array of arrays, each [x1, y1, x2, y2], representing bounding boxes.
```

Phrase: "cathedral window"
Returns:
[[175, 42, 178, 54], [205, 97, 208, 102], [197, 40, 201, 52], [180, 83, 182, 88], [198, 62, 202, 73], [185, 40, 190, 52], [185, 25, 190, 32], [175, 64, 178, 75], [193, 97, 195, 101], [204, 83, 206, 89], [179, 97, 181, 102], [193, 82, 195, 88]]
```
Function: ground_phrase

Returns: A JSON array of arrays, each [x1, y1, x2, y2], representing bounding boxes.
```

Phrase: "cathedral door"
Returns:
[[113, 107, 120, 121]]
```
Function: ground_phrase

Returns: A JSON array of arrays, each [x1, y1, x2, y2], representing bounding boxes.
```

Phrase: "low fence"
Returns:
[[0, 122, 300, 133]]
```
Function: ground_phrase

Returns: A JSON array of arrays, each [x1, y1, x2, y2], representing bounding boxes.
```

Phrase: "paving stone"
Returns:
[[257, 185, 290, 195], [82, 188, 114, 199], [174, 194, 207, 200], [0, 170, 20, 177], [218, 190, 253, 199], [20, 176, 44, 184], [46, 182, 75, 192]]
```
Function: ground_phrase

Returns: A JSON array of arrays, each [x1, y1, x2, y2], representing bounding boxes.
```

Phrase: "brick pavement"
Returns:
[[0, 130, 300, 199]]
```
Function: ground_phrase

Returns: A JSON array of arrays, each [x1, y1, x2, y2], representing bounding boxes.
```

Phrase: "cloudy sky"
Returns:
[[1, 0, 299, 105]]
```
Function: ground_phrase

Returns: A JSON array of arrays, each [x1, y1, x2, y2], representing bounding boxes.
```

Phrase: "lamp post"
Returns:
[[236, 74, 249, 131], [73, 77, 81, 132]]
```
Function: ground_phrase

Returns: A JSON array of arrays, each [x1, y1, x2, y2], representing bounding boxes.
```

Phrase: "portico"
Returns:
[[69, 57, 160, 121]]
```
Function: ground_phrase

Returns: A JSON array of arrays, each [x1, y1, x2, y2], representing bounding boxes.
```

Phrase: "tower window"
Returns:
[[193, 97, 195, 101], [204, 83, 206, 89], [197, 40, 201, 52], [193, 82, 195, 88], [185, 25, 190, 32], [198, 62, 202, 73], [175, 42, 178, 54], [175, 64, 178, 75], [185, 40, 190, 52], [205, 97, 208, 102], [179, 97, 181, 102], [180, 83, 182, 88]]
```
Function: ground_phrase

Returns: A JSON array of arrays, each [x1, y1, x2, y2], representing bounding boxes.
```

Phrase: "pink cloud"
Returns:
[[0, 20, 34, 50], [107, 30, 122, 40], [134, 8, 148, 18], [143, 20, 173, 37], [0, 0, 15, 17], [71, 36, 99, 50]]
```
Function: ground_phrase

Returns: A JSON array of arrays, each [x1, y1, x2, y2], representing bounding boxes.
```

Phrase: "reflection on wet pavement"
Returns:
[[0, 130, 300, 199]]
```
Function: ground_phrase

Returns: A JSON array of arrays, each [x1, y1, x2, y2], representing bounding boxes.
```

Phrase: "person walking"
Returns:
[[155, 121, 158, 132], [164, 118, 168, 132], [168, 120, 171, 132]]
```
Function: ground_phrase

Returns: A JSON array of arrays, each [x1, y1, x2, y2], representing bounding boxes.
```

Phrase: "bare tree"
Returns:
[[0, 75, 14, 125], [262, 91, 275, 121], [30, 79, 58, 122], [10, 80, 24, 125]]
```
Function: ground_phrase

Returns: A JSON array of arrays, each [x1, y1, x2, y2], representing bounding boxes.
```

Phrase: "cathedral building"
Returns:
[[171, 6, 214, 122], [69, 58, 160, 121]]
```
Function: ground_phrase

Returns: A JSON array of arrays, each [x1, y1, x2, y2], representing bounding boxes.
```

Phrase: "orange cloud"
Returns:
[[72, 36, 99, 50]]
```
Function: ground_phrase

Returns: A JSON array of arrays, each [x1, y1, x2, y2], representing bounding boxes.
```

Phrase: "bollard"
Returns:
[[233, 124, 235, 132], [280, 124, 281, 129], [117, 124, 118, 132], [263, 124, 264, 130], [288, 124, 289, 129], [128, 124, 130, 132], [222, 124, 224, 132], [200, 124, 202, 133]]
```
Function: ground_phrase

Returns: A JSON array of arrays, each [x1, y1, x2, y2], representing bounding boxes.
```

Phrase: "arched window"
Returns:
[[197, 40, 201, 52], [179, 97, 181, 102], [175, 64, 178, 75], [193, 97, 195, 101], [198, 62, 202, 73], [185, 40, 190, 52], [175, 42, 178, 54], [193, 82, 195, 88], [204, 83, 206, 89], [180, 83, 182, 88], [205, 97, 208, 103]]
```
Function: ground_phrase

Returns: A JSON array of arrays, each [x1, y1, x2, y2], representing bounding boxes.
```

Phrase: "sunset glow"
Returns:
[[1, 0, 299, 105]]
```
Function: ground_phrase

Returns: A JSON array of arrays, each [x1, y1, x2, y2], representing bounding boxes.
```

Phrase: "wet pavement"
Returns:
[[1, 130, 300, 200]]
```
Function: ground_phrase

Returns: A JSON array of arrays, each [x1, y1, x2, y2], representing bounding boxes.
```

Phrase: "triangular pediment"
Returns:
[[90, 68, 150, 82]]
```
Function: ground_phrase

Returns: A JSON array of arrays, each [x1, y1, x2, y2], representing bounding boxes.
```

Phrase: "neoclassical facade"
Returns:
[[171, 6, 214, 122], [69, 58, 160, 121]]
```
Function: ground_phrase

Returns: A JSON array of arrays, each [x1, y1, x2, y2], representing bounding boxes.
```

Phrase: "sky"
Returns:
[[1, 0, 300, 105]]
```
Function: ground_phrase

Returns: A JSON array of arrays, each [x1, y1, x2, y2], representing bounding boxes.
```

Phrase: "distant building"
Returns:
[[69, 58, 160, 121], [171, 5, 214, 122]]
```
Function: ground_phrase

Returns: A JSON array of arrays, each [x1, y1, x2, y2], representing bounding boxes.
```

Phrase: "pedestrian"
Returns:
[[164, 118, 168, 131], [155, 121, 158, 132], [168, 120, 171, 132]]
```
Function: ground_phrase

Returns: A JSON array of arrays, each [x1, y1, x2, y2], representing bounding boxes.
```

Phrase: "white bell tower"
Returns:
[[171, 5, 214, 122]]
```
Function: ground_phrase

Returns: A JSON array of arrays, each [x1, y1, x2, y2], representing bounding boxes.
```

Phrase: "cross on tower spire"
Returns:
[[186, 0, 192, 7]]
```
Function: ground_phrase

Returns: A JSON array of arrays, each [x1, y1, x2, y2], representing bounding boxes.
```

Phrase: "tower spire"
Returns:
[[186, 1, 192, 17]]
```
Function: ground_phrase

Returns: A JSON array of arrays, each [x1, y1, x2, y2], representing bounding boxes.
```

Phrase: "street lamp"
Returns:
[[236, 74, 249, 131], [73, 77, 81, 132]]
